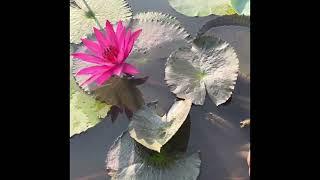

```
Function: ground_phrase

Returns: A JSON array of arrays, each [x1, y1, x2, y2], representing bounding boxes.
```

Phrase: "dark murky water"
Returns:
[[70, 0, 250, 179]]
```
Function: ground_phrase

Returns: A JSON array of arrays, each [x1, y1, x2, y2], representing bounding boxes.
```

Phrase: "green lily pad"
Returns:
[[231, 0, 250, 16], [128, 99, 192, 152], [165, 35, 239, 106], [106, 131, 201, 180], [70, 76, 110, 137], [168, 0, 236, 17], [70, 0, 132, 43]]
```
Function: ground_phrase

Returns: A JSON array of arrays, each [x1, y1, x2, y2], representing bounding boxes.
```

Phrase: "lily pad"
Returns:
[[128, 99, 192, 152], [165, 35, 239, 106], [70, 76, 110, 137], [197, 16, 250, 77], [72, 16, 191, 111], [124, 18, 191, 110], [70, 0, 132, 43], [133, 12, 181, 25], [168, 0, 236, 17], [106, 131, 201, 180], [231, 0, 250, 16]]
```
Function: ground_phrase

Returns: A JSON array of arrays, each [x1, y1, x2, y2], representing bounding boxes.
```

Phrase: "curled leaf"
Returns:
[[165, 35, 239, 106], [128, 99, 192, 152]]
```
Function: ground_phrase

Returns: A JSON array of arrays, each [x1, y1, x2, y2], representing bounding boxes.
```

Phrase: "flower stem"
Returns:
[[81, 0, 103, 30]]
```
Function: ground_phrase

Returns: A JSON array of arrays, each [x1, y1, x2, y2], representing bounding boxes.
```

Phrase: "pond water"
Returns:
[[70, 0, 250, 179]]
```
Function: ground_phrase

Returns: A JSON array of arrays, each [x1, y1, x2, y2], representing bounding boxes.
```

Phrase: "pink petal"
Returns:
[[93, 27, 109, 48], [105, 20, 118, 48], [95, 71, 113, 85], [72, 53, 106, 65], [81, 38, 102, 54], [123, 63, 139, 75], [112, 64, 124, 76], [76, 65, 112, 75], [125, 29, 142, 58], [122, 30, 132, 57], [116, 21, 125, 39], [79, 73, 102, 86], [116, 48, 125, 63], [116, 23, 127, 53]]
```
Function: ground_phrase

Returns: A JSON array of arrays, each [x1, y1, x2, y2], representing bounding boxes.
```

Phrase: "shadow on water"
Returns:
[[70, 0, 250, 179]]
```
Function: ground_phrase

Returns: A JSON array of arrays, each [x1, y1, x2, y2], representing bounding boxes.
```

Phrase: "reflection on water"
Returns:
[[70, 0, 250, 179]]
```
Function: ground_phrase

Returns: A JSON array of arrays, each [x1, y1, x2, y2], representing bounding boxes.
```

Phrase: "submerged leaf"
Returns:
[[128, 99, 192, 152], [70, 0, 132, 43], [168, 0, 236, 17], [165, 35, 239, 106], [93, 76, 145, 113], [106, 131, 201, 180], [231, 0, 250, 16]]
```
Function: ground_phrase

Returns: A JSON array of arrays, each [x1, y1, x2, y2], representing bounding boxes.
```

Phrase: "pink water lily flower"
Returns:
[[72, 20, 142, 86]]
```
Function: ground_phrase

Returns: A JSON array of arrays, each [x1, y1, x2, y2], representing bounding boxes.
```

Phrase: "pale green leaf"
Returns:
[[70, 0, 132, 43], [168, 0, 236, 17]]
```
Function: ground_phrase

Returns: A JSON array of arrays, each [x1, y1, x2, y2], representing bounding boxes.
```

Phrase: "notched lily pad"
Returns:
[[165, 35, 239, 106], [168, 0, 236, 17], [128, 99, 192, 152], [106, 131, 201, 180], [70, 0, 132, 43]]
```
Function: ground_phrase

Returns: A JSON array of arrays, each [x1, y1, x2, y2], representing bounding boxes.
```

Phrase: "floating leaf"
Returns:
[[198, 16, 250, 77], [168, 0, 236, 17], [133, 12, 180, 25], [165, 35, 239, 106], [196, 15, 250, 36], [231, 0, 250, 16], [128, 99, 192, 152], [106, 131, 201, 180], [124, 18, 191, 110], [93, 76, 145, 113], [70, 77, 110, 137], [70, 0, 132, 43]]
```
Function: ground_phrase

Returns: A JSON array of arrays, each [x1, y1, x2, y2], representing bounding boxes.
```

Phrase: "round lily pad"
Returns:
[[165, 35, 239, 106]]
